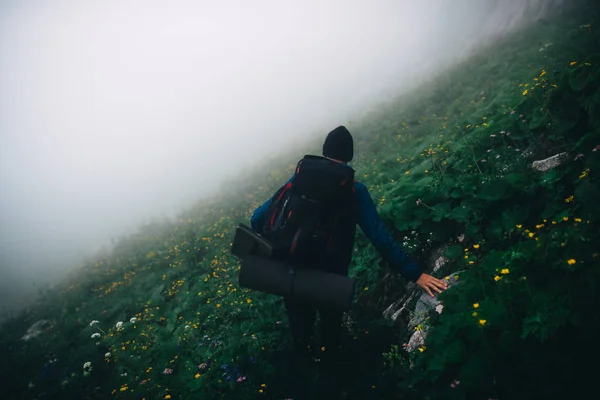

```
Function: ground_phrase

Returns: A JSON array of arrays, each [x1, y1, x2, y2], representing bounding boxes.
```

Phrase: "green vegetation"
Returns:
[[1, 2, 599, 399]]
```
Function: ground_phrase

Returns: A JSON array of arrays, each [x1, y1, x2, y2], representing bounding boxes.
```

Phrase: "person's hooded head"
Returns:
[[322, 126, 353, 163]]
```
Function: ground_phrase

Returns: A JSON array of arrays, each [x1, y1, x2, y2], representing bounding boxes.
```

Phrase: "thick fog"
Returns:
[[0, 0, 565, 316]]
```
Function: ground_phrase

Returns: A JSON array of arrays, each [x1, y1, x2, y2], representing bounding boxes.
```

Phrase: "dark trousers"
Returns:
[[284, 297, 343, 354], [282, 259, 348, 354]]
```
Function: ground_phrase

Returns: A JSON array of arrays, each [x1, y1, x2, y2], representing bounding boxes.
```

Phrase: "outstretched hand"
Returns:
[[416, 273, 448, 297]]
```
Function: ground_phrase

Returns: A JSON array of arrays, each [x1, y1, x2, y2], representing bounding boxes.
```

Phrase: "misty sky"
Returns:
[[0, 0, 563, 310]]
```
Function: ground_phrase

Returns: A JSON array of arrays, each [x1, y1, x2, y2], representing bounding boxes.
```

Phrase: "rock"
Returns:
[[383, 287, 418, 323], [405, 271, 463, 354], [432, 245, 449, 273], [406, 329, 426, 353], [381, 235, 465, 359], [22, 319, 51, 341], [382, 237, 460, 323], [408, 272, 462, 330], [149, 284, 165, 304], [531, 152, 567, 172]]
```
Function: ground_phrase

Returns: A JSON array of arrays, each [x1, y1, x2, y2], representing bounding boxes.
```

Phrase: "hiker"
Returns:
[[249, 125, 448, 358]]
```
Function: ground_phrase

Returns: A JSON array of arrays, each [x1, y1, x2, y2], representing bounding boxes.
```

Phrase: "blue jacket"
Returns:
[[250, 163, 423, 283]]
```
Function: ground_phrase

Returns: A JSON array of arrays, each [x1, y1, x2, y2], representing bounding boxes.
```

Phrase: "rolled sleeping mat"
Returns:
[[238, 255, 355, 311], [292, 268, 355, 311], [239, 254, 294, 297]]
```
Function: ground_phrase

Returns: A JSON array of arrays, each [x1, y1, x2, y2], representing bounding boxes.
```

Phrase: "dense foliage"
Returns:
[[1, 2, 598, 399]]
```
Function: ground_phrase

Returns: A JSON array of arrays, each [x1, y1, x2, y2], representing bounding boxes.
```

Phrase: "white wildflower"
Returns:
[[89, 320, 100, 327], [130, 317, 137, 324], [105, 352, 111, 358], [91, 333, 101, 339], [116, 321, 123, 329], [83, 362, 92, 370]]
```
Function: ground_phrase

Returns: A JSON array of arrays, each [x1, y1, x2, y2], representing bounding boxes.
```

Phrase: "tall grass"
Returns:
[[1, 2, 598, 399]]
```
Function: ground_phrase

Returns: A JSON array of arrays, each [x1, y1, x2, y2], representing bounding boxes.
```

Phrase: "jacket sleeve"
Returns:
[[354, 182, 423, 282], [250, 174, 295, 233]]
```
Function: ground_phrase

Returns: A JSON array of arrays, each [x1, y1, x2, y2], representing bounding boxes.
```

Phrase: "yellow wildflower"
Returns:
[[528, 232, 535, 238], [567, 259, 576, 265], [516, 224, 522, 229], [494, 276, 502, 282], [405, 170, 410, 175], [574, 218, 582, 223], [522, 89, 529, 96], [479, 319, 487, 326], [473, 244, 480, 249], [247, 299, 252, 304], [473, 312, 478, 317], [501, 268, 510, 274], [473, 303, 479, 308], [570, 61, 577, 66]]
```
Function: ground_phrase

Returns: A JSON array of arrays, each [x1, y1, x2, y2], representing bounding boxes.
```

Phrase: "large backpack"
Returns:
[[261, 155, 355, 266]]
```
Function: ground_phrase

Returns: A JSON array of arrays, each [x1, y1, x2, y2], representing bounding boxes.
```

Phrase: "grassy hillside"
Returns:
[[1, 2, 599, 399]]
